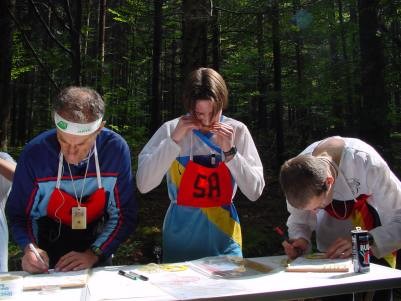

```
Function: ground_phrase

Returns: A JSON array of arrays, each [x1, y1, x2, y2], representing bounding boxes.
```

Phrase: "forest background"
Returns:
[[1, 0, 401, 270]]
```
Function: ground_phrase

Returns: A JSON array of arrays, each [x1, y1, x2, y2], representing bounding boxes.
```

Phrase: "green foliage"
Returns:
[[7, 241, 22, 272], [108, 8, 130, 23], [11, 32, 35, 80], [113, 225, 162, 265]]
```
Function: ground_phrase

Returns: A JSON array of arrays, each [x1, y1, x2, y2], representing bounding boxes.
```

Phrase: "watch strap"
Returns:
[[91, 245, 103, 257], [223, 146, 237, 157]]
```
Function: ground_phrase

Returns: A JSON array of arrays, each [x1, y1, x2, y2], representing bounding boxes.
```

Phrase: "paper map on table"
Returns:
[[187, 255, 273, 278], [286, 256, 352, 272], [23, 269, 89, 290]]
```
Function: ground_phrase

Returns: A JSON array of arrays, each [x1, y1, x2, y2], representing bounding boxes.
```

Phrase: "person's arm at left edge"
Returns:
[[55, 133, 137, 271], [6, 146, 50, 274], [0, 153, 16, 181], [223, 122, 265, 201]]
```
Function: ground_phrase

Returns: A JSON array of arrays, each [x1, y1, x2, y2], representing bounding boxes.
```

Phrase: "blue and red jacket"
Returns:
[[6, 128, 137, 261]]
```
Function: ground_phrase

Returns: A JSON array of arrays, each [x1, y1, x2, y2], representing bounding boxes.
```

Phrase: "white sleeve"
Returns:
[[225, 124, 265, 201], [286, 201, 316, 247], [136, 123, 181, 193], [365, 157, 401, 259], [0, 153, 15, 210]]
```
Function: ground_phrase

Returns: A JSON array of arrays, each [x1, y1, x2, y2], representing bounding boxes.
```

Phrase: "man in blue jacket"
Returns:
[[6, 86, 137, 274]]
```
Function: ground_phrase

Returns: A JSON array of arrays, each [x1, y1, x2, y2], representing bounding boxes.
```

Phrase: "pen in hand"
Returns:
[[28, 243, 49, 270], [274, 226, 303, 256]]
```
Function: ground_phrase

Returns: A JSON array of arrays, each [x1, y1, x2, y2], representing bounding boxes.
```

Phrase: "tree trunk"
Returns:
[[328, 1, 344, 134], [97, 0, 106, 93], [256, 13, 267, 130], [182, 0, 209, 78], [290, 0, 308, 145], [211, 5, 220, 71], [357, 0, 389, 151], [170, 39, 178, 118], [349, 1, 362, 120], [0, 0, 14, 149], [65, 0, 82, 85], [337, 0, 355, 133], [151, 0, 163, 133], [272, 0, 284, 166]]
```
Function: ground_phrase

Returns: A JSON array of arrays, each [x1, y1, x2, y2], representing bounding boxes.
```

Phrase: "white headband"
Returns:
[[54, 112, 103, 136]]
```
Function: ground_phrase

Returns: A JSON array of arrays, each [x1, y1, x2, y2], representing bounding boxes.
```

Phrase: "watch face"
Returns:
[[91, 246, 102, 256]]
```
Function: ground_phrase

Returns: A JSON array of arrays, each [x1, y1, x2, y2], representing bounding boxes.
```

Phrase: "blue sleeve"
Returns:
[[94, 133, 138, 258], [5, 144, 41, 250]]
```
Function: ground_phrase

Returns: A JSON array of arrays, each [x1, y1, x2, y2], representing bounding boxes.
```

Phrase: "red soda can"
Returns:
[[351, 227, 370, 273]]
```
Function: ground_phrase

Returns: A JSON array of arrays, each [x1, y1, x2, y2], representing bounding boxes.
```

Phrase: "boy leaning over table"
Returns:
[[279, 136, 401, 301]]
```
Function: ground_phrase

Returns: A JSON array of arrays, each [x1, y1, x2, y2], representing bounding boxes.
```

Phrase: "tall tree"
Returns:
[[0, 0, 14, 148], [97, 0, 107, 93], [289, 0, 309, 146], [151, 0, 163, 133], [272, 0, 284, 165], [182, 0, 209, 77], [256, 12, 267, 130], [337, 0, 355, 133], [328, 1, 344, 134], [211, 3, 220, 71], [64, 0, 82, 85], [358, 0, 389, 149]]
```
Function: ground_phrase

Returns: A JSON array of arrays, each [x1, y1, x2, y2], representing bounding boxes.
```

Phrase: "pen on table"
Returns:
[[273, 226, 303, 256], [129, 270, 149, 281], [119, 270, 148, 281], [118, 270, 137, 281], [28, 243, 49, 269], [120, 270, 148, 281]]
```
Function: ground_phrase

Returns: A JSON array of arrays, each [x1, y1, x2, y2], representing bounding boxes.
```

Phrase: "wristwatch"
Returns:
[[223, 146, 237, 157], [91, 245, 103, 257]]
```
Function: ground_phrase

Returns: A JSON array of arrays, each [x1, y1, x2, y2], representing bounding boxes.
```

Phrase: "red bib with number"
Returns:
[[177, 160, 233, 207]]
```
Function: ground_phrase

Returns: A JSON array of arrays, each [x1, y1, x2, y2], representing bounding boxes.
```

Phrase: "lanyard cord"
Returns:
[[68, 157, 90, 207], [56, 142, 102, 206]]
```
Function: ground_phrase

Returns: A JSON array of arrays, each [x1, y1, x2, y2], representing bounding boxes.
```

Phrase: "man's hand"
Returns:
[[171, 115, 200, 144], [282, 238, 309, 260], [325, 237, 352, 259], [55, 249, 99, 272], [21, 245, 49, 274]]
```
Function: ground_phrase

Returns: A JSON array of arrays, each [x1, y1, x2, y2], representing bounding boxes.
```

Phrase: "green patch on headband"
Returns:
[[57, 120, 68, 130]]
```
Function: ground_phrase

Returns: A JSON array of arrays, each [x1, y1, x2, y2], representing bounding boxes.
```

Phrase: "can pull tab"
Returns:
[[355, 226, 362, 231]]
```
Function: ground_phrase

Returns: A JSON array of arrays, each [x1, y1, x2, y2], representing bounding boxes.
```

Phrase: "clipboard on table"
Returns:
[[285, 256, 351, 273], [23, 269, 89, 291], [187, 256, 273, 278]]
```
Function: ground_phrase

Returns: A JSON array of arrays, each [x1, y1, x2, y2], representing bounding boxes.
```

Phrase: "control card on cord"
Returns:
[[72, 206, 87, 229]]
